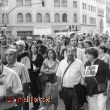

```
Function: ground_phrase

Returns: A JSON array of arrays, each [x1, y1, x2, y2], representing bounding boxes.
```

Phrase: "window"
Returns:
[[37, 13, 42, 23], [54, 0, 60, 7], [82, 3, 84, 9], [91, 6, 93, 12], [54, 13, 60, 22], [73, 1, 77, 8], [98, 9, 104, 16], [85, 4, 86, 9], [82, 14, 87, 24], [26, 13, 32, 22], [61, 0, 67, 7], [90, 17, 96, 24], [74, 13, 77, 23], [82, 15, 84, 23], [44, 13, 50, 22], [17, 13, 23, 23], [82, 3, 86, 10], [94, 7, 96, 12], [62, 13, 67, 22], [16, 0, 23, 6], [25, 0, 31, 5], [89, 5, 91, 11], [85, 15, 87, 23]]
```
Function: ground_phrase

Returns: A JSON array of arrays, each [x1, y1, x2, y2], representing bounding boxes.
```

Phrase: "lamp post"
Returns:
[[7, 0, 45, 16], [1, 0, 45, 36]]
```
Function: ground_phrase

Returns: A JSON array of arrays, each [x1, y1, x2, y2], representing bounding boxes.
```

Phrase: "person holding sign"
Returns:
[[84, 47, 110, 110]]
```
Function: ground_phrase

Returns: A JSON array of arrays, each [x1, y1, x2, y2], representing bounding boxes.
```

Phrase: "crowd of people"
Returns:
[[0, 32, 110, 110]]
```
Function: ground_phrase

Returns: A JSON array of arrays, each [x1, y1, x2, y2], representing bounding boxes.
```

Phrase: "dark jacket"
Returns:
[[29, 53, 44, 82], [85, 59, 110, 96], [17, 51, 30, 62], [30, 53, 44, 72], [36, 45, 47, 56]]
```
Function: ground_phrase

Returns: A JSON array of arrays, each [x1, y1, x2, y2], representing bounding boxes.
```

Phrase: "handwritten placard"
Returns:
[[84, 65, 99, 77]]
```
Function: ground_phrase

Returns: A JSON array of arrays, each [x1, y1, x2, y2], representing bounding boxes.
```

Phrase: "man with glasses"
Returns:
[[69, 36, 87, 110], [56, 46, 85, 110]]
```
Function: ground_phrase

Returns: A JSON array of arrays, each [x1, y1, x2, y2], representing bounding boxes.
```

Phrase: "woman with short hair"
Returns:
[[84, 47, 110, 110]]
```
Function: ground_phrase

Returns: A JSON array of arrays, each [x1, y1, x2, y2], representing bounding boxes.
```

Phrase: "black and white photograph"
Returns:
[[0, 0, 110, 110]]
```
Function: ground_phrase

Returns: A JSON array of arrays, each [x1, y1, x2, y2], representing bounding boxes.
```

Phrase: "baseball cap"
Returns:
[[16, 40, 25, 47]]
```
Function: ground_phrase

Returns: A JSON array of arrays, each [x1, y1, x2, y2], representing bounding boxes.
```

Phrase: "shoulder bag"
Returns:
[[59, 59, 75, 99]]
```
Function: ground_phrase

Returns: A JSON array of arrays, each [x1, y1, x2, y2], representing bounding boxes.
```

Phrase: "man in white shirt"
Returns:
[[0, 55, 23, 110], [6, 48, 30, 110], [56, 46, 85, 110]]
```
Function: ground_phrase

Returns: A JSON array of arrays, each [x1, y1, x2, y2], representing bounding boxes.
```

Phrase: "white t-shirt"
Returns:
[[56, 58, 85, 88]]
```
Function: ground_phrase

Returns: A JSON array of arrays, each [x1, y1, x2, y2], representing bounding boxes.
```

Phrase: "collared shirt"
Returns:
[[6, 62, 30, 84], [56, 58, 85, 88], [21, 56, 31, 69], [17, 51, 31, 69], [0, 66, 23, 110], [0, 66, 22, 95]]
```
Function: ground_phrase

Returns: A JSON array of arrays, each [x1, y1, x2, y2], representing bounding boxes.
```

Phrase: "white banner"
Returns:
[[34, 28, 52, 35]]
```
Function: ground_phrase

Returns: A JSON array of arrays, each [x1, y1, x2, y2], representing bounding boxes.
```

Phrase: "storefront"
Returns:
[[17, 31, 33, 38]]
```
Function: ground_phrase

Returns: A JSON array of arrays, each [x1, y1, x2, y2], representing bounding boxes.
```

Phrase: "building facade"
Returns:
[[106, 0, 110, 32], [0, 0, 107, 38]]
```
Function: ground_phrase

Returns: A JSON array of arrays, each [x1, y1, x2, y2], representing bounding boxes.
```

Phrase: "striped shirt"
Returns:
[[7, 61, 30, 84]]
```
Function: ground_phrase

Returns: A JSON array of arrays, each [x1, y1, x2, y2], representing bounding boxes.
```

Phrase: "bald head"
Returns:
[[6, 48, 17, 64]]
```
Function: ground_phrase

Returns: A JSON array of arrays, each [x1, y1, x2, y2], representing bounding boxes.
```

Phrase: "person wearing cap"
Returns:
[[16, 40, 31, 70], [6, 48, 30, 110], [16, 40, 31, 110], [36, 40, 47, 58]]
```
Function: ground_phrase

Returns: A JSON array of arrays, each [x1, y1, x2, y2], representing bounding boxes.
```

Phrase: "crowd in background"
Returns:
[[0, 32, 110, 110]]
